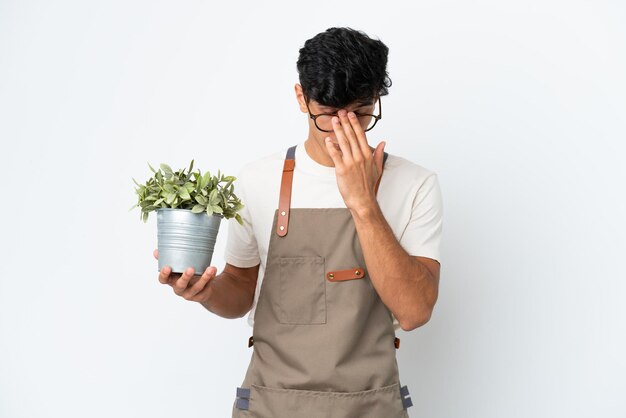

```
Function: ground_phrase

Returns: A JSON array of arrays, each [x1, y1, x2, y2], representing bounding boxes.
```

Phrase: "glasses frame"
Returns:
[[304, 95, 382, 133]]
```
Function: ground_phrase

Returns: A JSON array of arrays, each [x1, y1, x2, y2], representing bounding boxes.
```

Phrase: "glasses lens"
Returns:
[[359, 114, 377, 131], [314, 115, 334, 132]]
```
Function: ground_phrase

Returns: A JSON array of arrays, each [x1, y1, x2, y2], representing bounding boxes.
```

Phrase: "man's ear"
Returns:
[[294, 83, 307, 113]]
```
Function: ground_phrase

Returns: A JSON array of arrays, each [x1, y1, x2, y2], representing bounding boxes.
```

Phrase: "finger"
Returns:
[[324, 137, 343, 169], [337, 110, 361, 160], [182, 266, 217, 301], [153, 249, 159, 260], [332, 116, 353, 163], [172, 267, 195, 295], [373, 141, 386, 180], [158, 265, 172, 284], [160, 266, 183, 286], [347, 111, 372, 158]]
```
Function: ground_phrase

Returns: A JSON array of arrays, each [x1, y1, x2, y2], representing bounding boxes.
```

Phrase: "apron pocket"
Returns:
[[278, 256, 326, 324], [248, 382, 407, 418]]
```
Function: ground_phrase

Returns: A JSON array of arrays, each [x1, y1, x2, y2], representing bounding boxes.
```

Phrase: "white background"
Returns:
[[1, 1, 625, 417]]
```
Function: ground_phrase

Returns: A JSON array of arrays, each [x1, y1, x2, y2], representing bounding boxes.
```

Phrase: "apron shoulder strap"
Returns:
[[276, 145, 296, 237]]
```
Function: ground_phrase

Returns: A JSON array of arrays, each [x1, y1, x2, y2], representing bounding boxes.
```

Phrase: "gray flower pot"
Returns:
[[156, 208, 223, 276]]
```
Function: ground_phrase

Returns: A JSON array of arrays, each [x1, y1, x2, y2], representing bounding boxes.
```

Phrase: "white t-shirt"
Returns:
[[223, 139, 443, 331]]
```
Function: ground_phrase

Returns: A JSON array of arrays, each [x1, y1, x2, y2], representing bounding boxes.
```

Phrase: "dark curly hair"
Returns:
[[296, 27, 392, 108]]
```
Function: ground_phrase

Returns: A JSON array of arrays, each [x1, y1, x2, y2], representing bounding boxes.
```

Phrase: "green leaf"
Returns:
[[184, 182, 195, 193], [165, 192, 176, 204], [160, 163, 173, 175], [147, 162, 157, 173], [178, 187, 191, 200], [235, 213, 243, 225], [201, 171, 212, 189], [191, 204, 205, 213], [212, 205, 223, 214], [209, 188, 218, 204], [195, 195, 208, 205]]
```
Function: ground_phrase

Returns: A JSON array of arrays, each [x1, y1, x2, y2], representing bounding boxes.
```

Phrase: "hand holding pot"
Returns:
[[154, 249, 217, 303]]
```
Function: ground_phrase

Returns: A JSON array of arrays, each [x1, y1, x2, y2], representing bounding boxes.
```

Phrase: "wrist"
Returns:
[[349, 200, 381, 224]]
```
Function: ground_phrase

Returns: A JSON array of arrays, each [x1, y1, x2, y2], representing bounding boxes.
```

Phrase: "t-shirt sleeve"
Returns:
[[398, 173, 443, 263], [223, 169, 261, 268]]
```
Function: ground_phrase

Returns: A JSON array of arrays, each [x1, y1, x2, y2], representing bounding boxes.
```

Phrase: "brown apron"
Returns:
[[232, 144, 414, 417]]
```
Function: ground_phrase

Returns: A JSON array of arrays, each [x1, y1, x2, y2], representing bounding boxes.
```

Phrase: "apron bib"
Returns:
[[232, 144, 413, 417]]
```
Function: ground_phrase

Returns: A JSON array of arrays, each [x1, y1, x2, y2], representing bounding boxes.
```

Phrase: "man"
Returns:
[[155, 26, 443, 417]]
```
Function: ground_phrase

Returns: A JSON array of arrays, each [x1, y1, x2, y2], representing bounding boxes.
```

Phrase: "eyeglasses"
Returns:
[[305, 96, 382, 133]]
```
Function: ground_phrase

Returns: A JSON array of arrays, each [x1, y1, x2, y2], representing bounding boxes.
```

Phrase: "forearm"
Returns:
[[351, 202, 437, 330], [199, 271, 254, 319]]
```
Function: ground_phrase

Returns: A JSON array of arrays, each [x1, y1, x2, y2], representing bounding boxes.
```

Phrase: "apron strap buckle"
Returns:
[[235, 387, 251, 410], [400, 384, 413, 409]]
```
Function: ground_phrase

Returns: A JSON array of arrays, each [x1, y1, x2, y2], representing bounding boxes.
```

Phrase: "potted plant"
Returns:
[[130, 159, 244, 275]]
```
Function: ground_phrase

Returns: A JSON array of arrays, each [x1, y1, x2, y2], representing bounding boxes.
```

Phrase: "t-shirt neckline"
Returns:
[[294, 140, 337, 178]]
